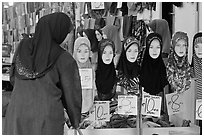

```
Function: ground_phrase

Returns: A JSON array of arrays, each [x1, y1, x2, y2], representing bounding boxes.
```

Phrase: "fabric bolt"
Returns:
[[95, 39, 116, 101], [102, 25, 122, 54], [4, 12, 81, 135], [166, 31, 191, 94], [116, 37, 140, 93], [148, 19, 171, 54], [191, 32, 202, 99], [139, 33, 168, 95], [73, 37, 94, 113]]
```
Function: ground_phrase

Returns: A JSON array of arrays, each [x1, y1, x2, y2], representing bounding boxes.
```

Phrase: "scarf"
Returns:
[[192, 32, 202, 99], [102, 25, 122, 54], [166, 31, 191, 93], [116, 37, 140, 92], [95, 39, 116, 99], [148, 19, 171, 54], [73, 37, 92, 69], [140, 33, 168, 95], [83, 29, 98, 53], [14, 12, 73, 80]]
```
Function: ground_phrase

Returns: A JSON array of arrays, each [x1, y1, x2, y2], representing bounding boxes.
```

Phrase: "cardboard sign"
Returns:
[[89, 101, 110, 122], [79, 69, 93, 89], [91, 2, 104, 10], [196, 99, 202, 120], [166, 92, 184, 115], [141, 94, 162, 117], [118, 95, 137, 115]]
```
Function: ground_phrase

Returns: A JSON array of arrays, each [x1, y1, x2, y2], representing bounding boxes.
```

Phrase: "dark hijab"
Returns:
[[95, 39, 116, 99], [83, 29, 98, 53], [116, 37, 140, 93], [148, 19, 171, 54], [14, 12, 73, 80], [139, 33, 168, 95]]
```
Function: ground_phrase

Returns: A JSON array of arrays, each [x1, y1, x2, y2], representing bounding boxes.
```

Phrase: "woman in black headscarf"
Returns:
[[95, 39, 116, 101], [4, 12, 82, 135], [139, 33, 168, 95], [116, 37, 140, 95]]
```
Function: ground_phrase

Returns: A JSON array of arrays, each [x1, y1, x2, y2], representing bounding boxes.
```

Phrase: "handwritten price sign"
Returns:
[[141, 94, 162, 117], [166, 92, 184, 115], [118, 95, 137, 115], [91, 2, 104, 9], [79, 69, 93, 89], [196, 99, 202, 120], [89, 101, 110, 122]]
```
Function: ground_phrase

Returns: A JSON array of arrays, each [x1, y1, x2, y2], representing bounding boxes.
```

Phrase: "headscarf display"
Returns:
[[140, 33, 168, 95], [116, 37, 140, 93], [95, 39, 116, 100], [14, 12, 73, 80], [73, 37, 92, 68], [148, 19, 171, 54], [191, 32, 202, 99], [73, 37, 93, 113], [166, 31, 191, 94], [83, 29, 98, 53], [102, 25, 122, 54]]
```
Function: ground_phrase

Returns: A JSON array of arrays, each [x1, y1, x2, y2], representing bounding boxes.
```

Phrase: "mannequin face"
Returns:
[[95, 30, 103, 41], [102, 45, 114, 64], [194, 42, 202, 58], [76, 44, 90, 63], [174, 39, 187, 57], [149, 39, 161, 59], [126, 44, 139, 63]]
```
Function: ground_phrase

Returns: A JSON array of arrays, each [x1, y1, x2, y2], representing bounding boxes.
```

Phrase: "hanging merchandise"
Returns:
[[83, 29, 98, 53], [166, 32, 191, 94], [95, 39, 116, 101], [120, 2, 128, 16], [140, 33, 168, 96], [191, 32, 202, 99], [148, 19, 171, 55], [73, 37, 94, 114], [116, 37, 140, 95], [102, 25, 122, 55]]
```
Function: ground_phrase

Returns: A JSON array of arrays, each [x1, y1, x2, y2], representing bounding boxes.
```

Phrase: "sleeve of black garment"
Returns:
[[57, 52, 82, 129]]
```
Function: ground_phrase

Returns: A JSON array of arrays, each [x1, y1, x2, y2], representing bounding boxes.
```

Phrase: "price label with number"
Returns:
[[141, 94, 162, 117], [196, 99, 202, 120], [118, 95, 137, 115], [166, 92, 184, 115], [89, 101, 110, 122], [79, 69, 93, 89]]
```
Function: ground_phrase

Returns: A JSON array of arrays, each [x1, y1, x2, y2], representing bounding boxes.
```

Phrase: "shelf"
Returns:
[[2, 62, 11, 66], [2, 74, 10, 81]]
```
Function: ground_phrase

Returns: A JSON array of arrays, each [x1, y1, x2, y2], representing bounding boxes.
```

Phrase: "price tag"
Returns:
[[141, 94, 162, 117], [79, 69, 93, 89], [91, 2, 104, 10], [196, 99, 202, 120], [89, 101, 110, 122], [118, 95, 137, 115], [166, 92, 184, 115]]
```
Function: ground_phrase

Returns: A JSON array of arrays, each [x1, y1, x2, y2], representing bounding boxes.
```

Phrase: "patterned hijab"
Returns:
[[139, 33, 168, 95], [116, 37, 140, 92], [166, 31, 191, 93], [192, 32, 202, 99], [95, 39, 116, 98], [14, 12, 73, 80], [73, 37, 92, 69]]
